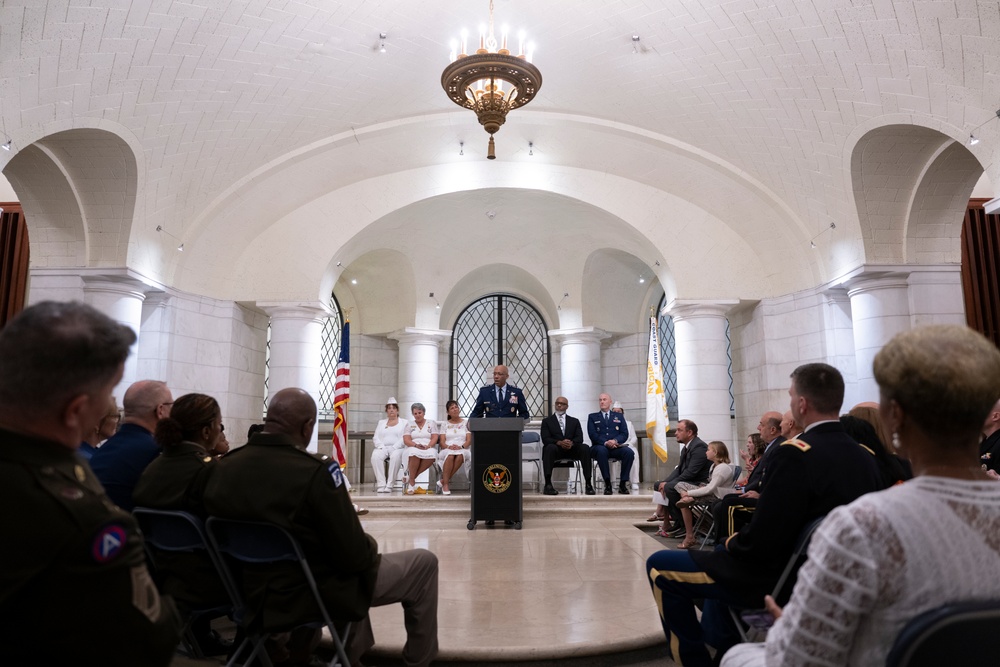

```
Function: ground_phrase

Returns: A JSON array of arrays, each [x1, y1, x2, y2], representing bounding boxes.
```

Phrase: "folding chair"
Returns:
[[885, 599, 1000, 667], [520, 431, 543, 491], [206, 517, 352, 667], [689, 465, 741, 547], [552, 457, 584, 494], [132, 508, 234, 660], [729, 514, 827, 642]]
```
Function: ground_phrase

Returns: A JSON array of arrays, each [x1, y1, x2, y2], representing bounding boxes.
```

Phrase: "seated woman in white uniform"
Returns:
[[437, 399, 470, 495], [371, 397, 407, 493], [403, 402, 439, 495]]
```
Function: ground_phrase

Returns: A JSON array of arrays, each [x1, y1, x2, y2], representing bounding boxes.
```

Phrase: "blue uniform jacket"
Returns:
[[587, 411, 629, 446], [470, 384, 530, 419]]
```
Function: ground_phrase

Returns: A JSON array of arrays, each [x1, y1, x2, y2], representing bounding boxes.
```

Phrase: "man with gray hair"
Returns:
[[0, 301, 180, 666], [91, 378, 174, 511]]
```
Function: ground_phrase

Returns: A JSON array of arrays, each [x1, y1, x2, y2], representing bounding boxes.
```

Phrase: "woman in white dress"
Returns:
[[403, 402, 439, 495], [721, 324, 1000, 667], [437, 400, 470, 495], [673, 441, 734, 548], [371, 397, 407, 493]]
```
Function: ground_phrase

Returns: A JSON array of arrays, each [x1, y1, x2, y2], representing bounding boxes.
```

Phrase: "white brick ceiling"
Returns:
[[1, 0, 998, 315]]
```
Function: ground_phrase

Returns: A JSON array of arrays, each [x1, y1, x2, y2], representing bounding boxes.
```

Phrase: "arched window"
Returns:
[[263, 293, 342, 417], [657, 295, 735, 419], [450, 294, 551, 419], [317, 294, 344, 419]]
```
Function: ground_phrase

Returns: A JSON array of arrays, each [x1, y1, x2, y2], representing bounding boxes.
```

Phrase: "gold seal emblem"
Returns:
[[483, 463, 512, 494]]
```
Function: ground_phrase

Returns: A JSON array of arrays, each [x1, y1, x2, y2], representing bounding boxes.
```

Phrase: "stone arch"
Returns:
[[850, 124, 974, 264], [581, 249, 663, 334], [439, 264, 558, 334], [1, 128, 138, 268], [331, 248, 416, 335], [905, 141, 984, 264]]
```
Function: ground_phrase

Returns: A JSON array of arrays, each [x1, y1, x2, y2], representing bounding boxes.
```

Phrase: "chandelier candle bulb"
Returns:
[[442, 1, 542, 159]]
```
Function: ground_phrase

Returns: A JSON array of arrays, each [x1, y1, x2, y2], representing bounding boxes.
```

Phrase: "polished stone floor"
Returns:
[[357, 490, 672, 663], [171, 488, 685, 666]]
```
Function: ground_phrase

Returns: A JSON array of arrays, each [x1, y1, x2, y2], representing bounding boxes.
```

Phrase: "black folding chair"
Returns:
[[206, 517, 352, 667], [885, 600, 1000, 667], [729, 514, 827, 642], [132, 508, 234, 659]]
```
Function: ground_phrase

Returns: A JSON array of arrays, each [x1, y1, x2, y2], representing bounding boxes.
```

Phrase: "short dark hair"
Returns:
[[790, 363, 844, 415], [679, 419, 698, 436], [0, 301, 136, 413], [155, 393, 220, 448], [446, 399, 459, 411], [247, 423, 265, 440]]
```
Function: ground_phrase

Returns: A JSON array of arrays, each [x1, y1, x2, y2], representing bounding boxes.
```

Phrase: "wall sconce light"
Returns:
[[809, 222, 836, 249], [155, 225, 184, 251], [430, 292, 441, 310], [557, 292, 569, 310], [967, 108, 1000, 146]]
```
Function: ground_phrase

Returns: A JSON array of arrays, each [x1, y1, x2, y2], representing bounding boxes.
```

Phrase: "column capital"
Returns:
[[547, 327, 610, 347], [665, 299, 739, 320], [846, 274, 910, 298], [81, 274, 150, 300], [388, 327, 452, 347], [257, 301, 330, 322]]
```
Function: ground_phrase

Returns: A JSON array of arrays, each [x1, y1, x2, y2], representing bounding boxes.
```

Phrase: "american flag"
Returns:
[[331, 320, 350, 469]]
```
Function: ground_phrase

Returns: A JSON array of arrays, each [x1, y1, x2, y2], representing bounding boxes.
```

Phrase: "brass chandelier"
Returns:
[[441, 0, 542, 159]]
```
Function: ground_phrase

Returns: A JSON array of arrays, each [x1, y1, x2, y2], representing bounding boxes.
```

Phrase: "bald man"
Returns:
[[204, 388, 438, 667], [470, 364, 530, 419], [90, 379, 174, 511]]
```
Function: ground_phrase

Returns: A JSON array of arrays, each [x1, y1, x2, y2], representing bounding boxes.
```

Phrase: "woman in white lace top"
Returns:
[[722, 324, 1000, 667]]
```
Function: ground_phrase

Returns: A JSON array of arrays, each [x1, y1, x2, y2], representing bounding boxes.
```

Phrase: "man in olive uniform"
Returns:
[[645, 363, 882, 667], [204, 387, 439, 667], [0, 301, 180, 666]]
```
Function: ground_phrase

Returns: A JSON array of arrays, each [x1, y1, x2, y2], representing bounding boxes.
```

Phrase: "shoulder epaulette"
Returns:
[[858, 443, 875, 457], [781, 438, 811, 452]]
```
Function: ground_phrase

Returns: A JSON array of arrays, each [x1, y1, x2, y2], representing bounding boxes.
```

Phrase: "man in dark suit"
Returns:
[[587, 393, 634, 495], [655, 419, 711, 535], [710, 410, 785, 541], [90, 379, 174, 511], [470, 364, 530, 419], [539, 396, 595, 496], [645, 363, 881, 667]]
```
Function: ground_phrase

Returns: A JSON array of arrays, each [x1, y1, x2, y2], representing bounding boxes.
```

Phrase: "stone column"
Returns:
[[259, 302, 329, 452], [388, 328, 451, 419], [667, 300, 737, 448], [83, 276, 148, 399], [548, 327, 609, 441], [847, 275, 910, 402]]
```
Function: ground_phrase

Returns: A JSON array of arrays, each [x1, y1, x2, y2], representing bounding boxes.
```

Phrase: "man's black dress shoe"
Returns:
[[619, 482, 630, 495], [543, 484, 558, 496], [585, 484, 596, 495], [603, 484, 613, 495]]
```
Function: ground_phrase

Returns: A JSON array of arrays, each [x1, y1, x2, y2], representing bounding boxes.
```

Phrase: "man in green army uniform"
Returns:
[[0, 301, 181, 665], [204, 387, 439, 667]]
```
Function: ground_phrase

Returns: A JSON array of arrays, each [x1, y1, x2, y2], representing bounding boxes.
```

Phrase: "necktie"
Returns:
[[558, 414, 565, 433], [497, 388, 503, 403]]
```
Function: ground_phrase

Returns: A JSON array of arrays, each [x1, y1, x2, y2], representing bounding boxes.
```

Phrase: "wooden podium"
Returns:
[[467, 418, 524, 530]]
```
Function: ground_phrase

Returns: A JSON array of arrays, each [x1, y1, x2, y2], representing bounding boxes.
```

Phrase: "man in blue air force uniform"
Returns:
[[587, 393, 634, 495], [470, 365, 530, 420]]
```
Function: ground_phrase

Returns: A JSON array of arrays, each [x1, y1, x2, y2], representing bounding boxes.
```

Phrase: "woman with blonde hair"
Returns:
[[670, 441, 735, 548], [722, 325, 1000, 667], [79, 396, 120, 460]]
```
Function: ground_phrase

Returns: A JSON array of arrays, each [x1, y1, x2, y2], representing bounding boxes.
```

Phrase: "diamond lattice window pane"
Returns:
[[317, 294, 343, 419], [452, 294, 549, 419]]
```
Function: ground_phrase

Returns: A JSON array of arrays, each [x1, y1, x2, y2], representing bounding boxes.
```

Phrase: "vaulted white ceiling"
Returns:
[[1, 0, 997, 330]]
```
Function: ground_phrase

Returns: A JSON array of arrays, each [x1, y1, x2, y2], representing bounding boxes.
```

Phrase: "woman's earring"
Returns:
[[891, 431, 901, 451]]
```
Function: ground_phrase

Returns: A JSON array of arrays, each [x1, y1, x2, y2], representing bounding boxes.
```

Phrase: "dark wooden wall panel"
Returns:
[[962, 199, 1000, 348], [0, 202, 28, 328]]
